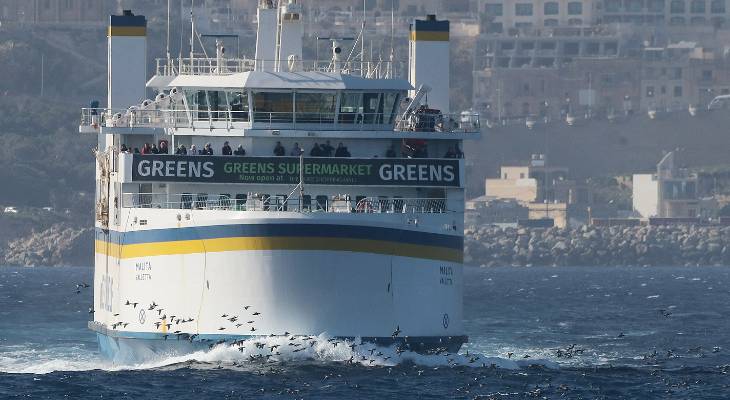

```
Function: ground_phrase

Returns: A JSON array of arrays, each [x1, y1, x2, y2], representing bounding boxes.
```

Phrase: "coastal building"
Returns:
[[483, 155, 583, 227], [633, 151, 703, 218], [599, 0, 730, 28], [640, 42, 730, 111], [480, 0, 599, 32], [486, 155, 576, 204], [465, 197, 529, 225]]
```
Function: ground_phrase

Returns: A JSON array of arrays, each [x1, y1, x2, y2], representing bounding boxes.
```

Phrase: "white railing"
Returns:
[[80, 108, 480, 134], [395, 112, 480, 133], [121, 193, 454, 214], [155, 57, 400, 79]]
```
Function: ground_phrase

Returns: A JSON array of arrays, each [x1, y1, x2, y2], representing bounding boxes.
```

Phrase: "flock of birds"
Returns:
[[78, 281, 726, 371], [65, 280, 730, 398]]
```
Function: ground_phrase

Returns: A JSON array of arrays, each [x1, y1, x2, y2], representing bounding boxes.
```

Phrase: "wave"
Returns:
[[0, 334, 558, 375]]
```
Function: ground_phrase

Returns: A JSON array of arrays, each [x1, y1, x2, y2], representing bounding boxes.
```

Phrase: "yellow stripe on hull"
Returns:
[[95, 237, 463, 263]]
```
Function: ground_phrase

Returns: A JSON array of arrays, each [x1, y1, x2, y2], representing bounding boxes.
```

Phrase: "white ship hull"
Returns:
[[91, 210, 465, 362]]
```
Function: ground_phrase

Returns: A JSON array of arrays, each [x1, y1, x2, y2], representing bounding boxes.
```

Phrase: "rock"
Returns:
[[464, 224, 730, 267], [2, 224, 93, 267]]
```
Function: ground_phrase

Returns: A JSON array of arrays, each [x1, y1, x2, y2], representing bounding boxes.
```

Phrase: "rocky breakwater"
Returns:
[[464, 225, 730, 267], [2, 224, 94, 267]]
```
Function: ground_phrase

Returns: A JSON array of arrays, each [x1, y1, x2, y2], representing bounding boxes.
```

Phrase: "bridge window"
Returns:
[[362, 92, 383, 124], [207, 91, 227, 121], [339, 92, 362, 124], [253, 92, 293, 123], [228, 91, 249, 121], [184, 90, 209, 120], [383, 92, 400, 124], [295, 92, 337, 123]]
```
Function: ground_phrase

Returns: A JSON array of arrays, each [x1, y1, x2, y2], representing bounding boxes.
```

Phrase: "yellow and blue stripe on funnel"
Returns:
[[108, 10, 147, 37]]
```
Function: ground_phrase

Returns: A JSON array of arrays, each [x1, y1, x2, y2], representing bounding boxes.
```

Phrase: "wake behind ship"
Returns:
[[80, 2, 480, 363]]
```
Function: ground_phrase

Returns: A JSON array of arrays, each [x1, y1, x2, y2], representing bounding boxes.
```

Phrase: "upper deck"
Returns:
[[81, 54, 480, 139]]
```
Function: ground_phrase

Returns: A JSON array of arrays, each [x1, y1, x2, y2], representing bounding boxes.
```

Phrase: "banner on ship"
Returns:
[[130, 155, 462, 187]]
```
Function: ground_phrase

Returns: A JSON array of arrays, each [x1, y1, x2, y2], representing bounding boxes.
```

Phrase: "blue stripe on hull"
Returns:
[[95, 223, 463, 250]]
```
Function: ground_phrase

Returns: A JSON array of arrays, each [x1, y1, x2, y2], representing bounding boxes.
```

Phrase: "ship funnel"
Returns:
[[255, 0, 303, 72], [255, 2, 277, 71], [408, 14, 450, 113], [107, 10, 147, 110]]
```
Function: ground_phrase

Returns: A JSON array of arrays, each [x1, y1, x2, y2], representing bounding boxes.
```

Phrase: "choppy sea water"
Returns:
[[0, 266, 729, 399]]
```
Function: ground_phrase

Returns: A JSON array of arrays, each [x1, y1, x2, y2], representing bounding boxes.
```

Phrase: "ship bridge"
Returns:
[[80, 58, 480, 140]]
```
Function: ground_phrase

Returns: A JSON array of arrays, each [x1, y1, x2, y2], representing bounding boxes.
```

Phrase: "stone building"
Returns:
[[633, 151, 706, 218]]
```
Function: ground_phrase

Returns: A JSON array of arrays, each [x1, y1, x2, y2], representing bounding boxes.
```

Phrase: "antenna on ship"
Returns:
[[361, 0, 366, 75], [189, 0, 195, 67], [178, 0, 184, 72], [166, 0, 171, 64], [388, 0, 395, 78]]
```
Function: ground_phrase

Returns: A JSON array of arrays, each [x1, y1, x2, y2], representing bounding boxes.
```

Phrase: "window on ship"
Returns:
[[315, 195, 328, 211], [228, 91, 249, 122], [235, 194, 247, 210], [253, 92, 293, 123], [302, 194, 312, 211], [295, 92, 337, 123]]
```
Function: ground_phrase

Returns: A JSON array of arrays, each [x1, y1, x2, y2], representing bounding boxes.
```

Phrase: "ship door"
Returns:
[[95, 149, 111, 228]]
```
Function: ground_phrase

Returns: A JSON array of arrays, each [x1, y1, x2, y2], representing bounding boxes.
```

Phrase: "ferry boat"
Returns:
[[80, 2, 479, 363]]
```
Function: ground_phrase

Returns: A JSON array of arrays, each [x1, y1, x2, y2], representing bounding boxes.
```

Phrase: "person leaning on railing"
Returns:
[[334, 143, 351, 157], [273, 141, 285, 156], [175, 144, 188, 155], [234, 144, 246, 156], [222, 141, 232, 156]]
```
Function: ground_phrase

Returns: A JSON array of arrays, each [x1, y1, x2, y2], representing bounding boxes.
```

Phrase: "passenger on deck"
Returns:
[[233, 145, 246, 156], [274, 141, 285, 156], [454, 144, 464, 158], [159, 141, 169, 154], [203, 143, 214, 155], [151, 144, 160, 154], [310, 143, 322, 157], [290, 142, 303, 156], [190, 144, 198, 155], [141, 143, 151, 154], [444, 147, 456, 158], [133, 147, 140, 154], [385, 145, 396, 158], [120, 144, 129, 153], [322, 140, 334, 157], [222, 141, 232, 156], [175, 144, 187, 155], [335, 143, 351, 157]]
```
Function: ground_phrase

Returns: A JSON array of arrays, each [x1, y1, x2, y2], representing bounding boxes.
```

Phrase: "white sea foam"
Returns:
[[0, 334, 559, 374]]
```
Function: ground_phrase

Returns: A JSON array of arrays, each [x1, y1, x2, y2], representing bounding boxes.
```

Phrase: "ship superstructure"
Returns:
[[81, 3, 479, 362]]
